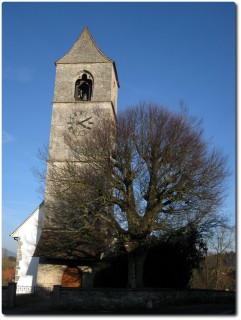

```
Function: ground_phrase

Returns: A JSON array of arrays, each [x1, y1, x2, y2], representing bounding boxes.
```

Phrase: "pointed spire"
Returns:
[[56, 27, 113, 64]]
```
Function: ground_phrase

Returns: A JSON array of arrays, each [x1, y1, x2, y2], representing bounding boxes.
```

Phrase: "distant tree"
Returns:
[[190, 224, 235, 290], [8, 256, 16, 262], [2, 248, 16, 285], [2, 248, 9, 271], [2, 269, 15, 286], [211, 225, 235, 290], [36, 102, 229, 288], [190, 252, 236, 291]]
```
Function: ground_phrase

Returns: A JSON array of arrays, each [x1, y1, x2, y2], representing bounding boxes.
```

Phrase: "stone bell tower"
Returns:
[[43, 26, 119, 227], [35, 27, 119, 288], [49, 26, 118, 161]]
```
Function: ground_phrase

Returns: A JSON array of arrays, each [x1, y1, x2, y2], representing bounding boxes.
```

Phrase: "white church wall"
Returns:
[[11, 203, 44, 293]]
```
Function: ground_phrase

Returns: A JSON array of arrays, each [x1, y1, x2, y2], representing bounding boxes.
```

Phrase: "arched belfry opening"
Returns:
[[62, 266, 82, 287], [75, 72, 93, 101]]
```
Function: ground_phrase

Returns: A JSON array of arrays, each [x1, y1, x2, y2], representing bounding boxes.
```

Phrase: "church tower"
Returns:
[[49, 27, 118, 163], [43, 27, 118, 227], [35, 27, 119, 288]]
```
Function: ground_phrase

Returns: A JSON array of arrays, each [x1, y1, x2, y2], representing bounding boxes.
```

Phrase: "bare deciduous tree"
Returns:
[[190, 225, 235, 290], [36, 102, 229, 288]]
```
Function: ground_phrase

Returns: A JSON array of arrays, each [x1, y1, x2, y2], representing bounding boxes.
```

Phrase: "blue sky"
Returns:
[[2, 2, 236, 253]]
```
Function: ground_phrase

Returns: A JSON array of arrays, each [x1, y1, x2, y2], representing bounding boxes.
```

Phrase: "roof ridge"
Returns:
[[55, 27, 112, 64]]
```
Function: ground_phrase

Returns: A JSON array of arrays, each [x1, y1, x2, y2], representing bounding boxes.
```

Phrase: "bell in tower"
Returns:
[[75, 73, 93, 101]]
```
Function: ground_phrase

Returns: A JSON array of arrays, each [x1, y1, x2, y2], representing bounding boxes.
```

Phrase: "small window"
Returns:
[[75, 73, 93, 101]]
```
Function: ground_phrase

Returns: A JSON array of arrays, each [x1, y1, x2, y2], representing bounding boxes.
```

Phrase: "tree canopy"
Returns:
[[38, 102, 229, 287]]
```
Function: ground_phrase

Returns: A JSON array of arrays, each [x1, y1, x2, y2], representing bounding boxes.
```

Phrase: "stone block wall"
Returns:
[[37, 263, 65, 289], [36, 261, 94, 289], [14, 238, 23, 283], [53, 287, 235, 311]]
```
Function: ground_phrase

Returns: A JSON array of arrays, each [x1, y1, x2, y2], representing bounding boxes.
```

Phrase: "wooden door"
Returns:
[[62, 267, 82, 287]]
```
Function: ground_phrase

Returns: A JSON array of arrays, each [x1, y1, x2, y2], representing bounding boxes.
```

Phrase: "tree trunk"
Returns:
[[127, 249, 147, 288]]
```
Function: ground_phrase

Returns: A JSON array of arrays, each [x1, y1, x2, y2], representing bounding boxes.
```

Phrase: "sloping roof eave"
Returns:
[[10, 201, 44, 238]]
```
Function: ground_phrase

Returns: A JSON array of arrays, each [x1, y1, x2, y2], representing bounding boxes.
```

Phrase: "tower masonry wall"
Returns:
[[48, 101, 114, 161], [54, 63, 116, 104]]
